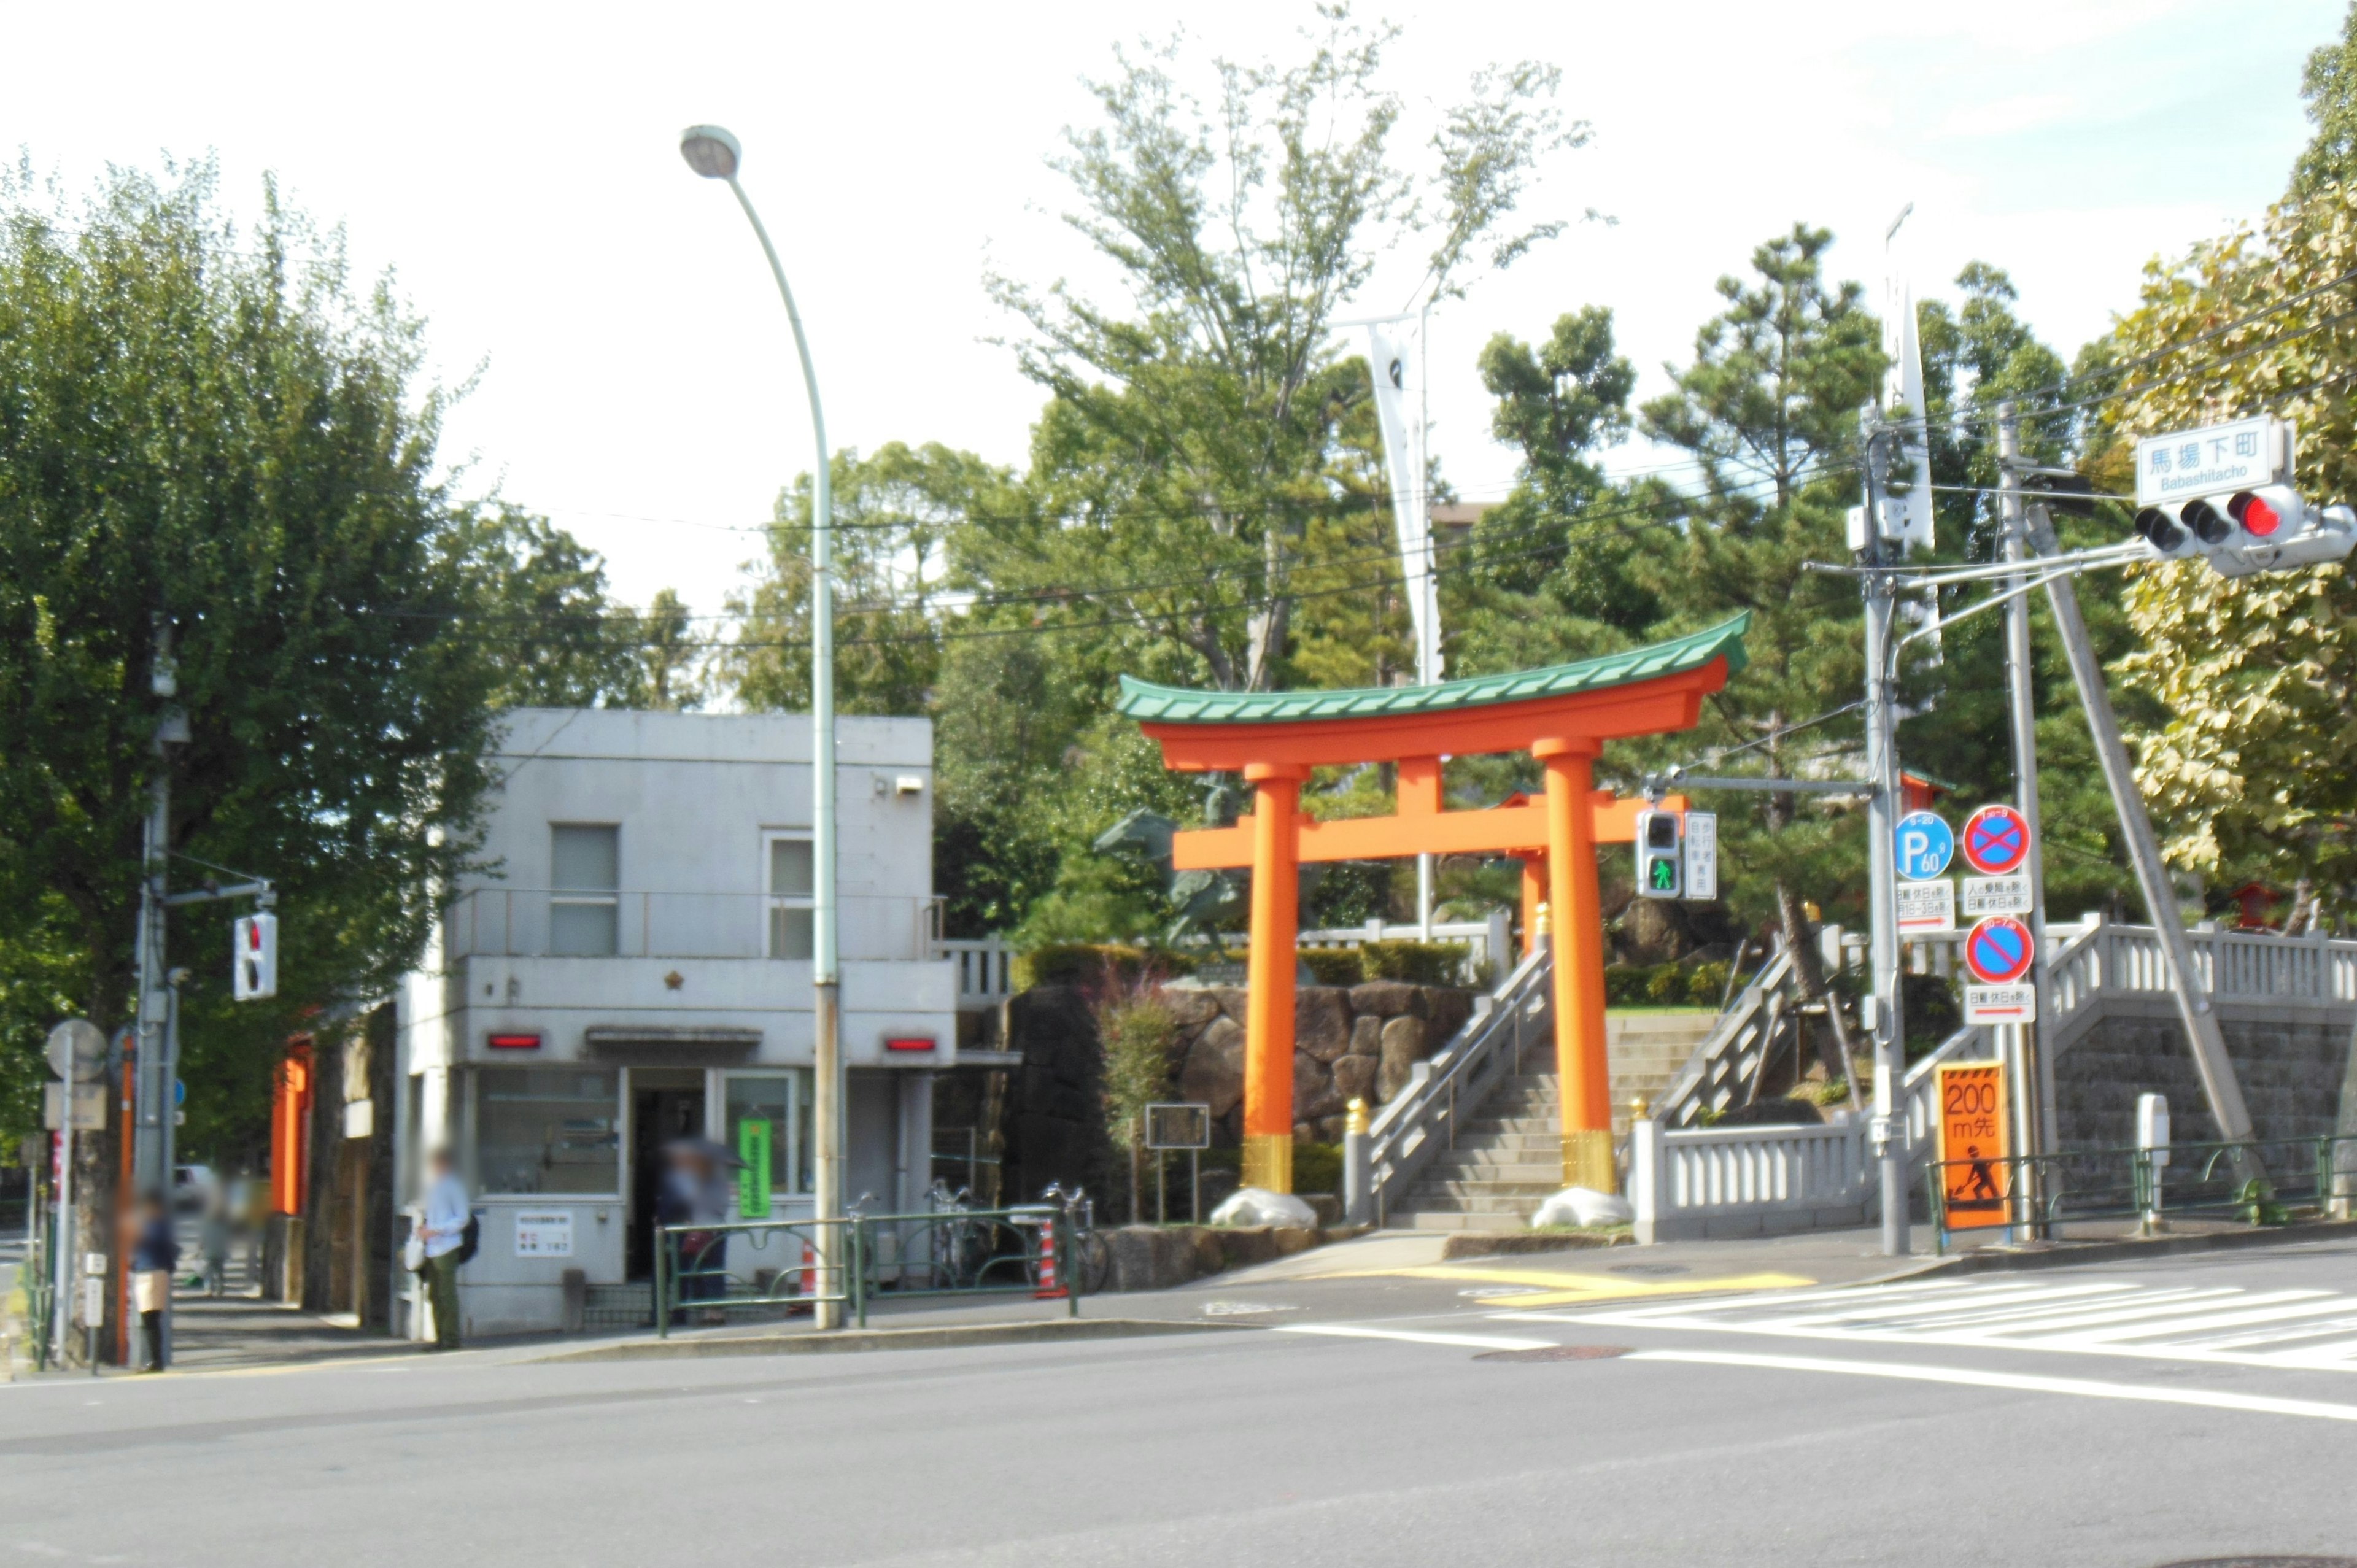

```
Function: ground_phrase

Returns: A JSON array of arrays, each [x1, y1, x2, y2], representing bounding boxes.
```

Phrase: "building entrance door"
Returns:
[[629, 1072, 705, 1280]]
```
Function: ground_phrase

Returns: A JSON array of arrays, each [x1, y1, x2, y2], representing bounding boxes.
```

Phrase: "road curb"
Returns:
[[530, 1316, 1247, 1363], [1868, 1218, 2357, 1282]]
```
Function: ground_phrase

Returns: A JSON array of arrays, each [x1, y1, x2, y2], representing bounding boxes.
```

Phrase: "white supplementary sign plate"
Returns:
[[1961, 875, 2034, 917], [1965, 983, 2038, 1024], [1682, 811, 1717, 902], [1896, 879, 1955, 935], [2134, 417, 2283, 506], [513, 1210, 575, 1258]]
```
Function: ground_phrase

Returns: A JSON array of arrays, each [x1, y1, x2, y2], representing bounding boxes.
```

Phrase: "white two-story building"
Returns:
[[395, 708, 956, 1338]]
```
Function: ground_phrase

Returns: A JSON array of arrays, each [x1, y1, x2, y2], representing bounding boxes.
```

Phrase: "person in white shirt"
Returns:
[[416, 1149, 471, 1350]]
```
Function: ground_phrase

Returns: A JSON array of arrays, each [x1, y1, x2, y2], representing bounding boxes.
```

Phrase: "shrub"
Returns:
[[1686, 961, 1730, 1008], [1013, 943, 1196, 991], [1360, 940, 1470, 986], [1298, 948, 1365, 986], [1644, 965, 1688, 1005]]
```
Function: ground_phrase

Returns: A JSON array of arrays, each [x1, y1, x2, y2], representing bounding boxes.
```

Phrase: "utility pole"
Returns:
[[1860, 426, 1911, 1257], [129, 617, 185, 1367], [1995, 405, 2057, 1234], [2022, 502, 2259, 1164]]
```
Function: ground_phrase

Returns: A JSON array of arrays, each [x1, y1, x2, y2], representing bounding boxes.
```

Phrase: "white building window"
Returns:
[[767, 832, 813, 960], [550, 824, 619, 956], [476, 1067, 622, 1195]]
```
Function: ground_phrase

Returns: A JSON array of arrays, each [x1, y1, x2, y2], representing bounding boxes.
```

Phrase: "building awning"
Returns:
[[582, 1025, 761, 1062]]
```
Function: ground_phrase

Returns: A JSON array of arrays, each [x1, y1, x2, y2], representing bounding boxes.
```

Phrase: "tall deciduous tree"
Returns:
[[0, 163, 616, 1302]]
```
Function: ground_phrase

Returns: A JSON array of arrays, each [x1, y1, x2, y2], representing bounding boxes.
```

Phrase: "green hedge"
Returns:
[[1013, 943, 1199, 991], [1299, 948, 1365, 986], [1200, 1141, 1341, 1197], [1603, 960, 1730, 1009]]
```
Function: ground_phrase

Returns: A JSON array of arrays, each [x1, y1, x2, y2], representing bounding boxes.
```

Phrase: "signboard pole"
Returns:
[[1997, 406, 2055, 1230], [2024, 501, 2261, 1181], [1860, 447, 1910, 1257]]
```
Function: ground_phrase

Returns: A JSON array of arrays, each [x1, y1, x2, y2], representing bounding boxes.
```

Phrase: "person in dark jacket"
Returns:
[[130, 1191, 179, 1372]]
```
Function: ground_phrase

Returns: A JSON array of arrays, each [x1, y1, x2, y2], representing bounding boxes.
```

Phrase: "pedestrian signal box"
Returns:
[[233, 911, 277, 1002], [1634, 809, 1682, 900]]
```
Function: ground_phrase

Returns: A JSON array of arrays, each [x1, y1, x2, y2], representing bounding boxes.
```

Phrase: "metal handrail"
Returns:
[[1365, 948, 1550, 1226], [1654, 946, 1795, 1128]]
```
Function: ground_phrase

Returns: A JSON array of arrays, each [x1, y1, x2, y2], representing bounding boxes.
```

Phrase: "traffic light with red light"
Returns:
[[2132, 484, 2356, 577]]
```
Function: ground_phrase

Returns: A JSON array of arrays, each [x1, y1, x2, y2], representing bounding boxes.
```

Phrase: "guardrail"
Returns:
[[1363, 948, 1547, 1226], [1627, 1114, 1873, 1242], [852, 1206, 1073, 1327], [654, 1215, 855, 1336], [1925, 1133, 2357, 1252]]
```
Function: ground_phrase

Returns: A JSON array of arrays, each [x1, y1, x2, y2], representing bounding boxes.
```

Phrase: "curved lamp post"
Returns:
[[680, 124, 843, 1329]]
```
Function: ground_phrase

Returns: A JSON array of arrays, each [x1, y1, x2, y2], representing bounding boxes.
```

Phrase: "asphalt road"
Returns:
[[8, 1238, 2357, 1567]]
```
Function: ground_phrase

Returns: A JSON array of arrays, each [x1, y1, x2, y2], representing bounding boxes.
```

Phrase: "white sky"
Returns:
[[4, 1, 2343, 622]]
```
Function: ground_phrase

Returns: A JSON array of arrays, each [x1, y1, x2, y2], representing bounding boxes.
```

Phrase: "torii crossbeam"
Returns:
[[1117, 614, 1750, 1196]]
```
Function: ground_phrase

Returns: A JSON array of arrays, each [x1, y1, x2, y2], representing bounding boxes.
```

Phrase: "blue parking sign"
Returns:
[[1895, 810, 1954, 881]]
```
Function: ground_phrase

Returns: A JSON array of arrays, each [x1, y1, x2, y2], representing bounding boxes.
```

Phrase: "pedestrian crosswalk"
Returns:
[[1498, 1276, 2357, 1372]]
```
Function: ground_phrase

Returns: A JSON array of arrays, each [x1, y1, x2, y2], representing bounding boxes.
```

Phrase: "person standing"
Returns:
[[130, 1191, 179, 1373], [198, 1197, 232, 1299], [416, 1148, 470, 1351]]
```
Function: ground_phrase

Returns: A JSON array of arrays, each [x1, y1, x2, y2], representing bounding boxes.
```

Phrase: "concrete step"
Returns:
[[1399, 1191, 1561, 1215], [1402, 1210, 1529, 1233], [1449, 1132, 1565, 1153], [1407, 1172, 1565, 1196]]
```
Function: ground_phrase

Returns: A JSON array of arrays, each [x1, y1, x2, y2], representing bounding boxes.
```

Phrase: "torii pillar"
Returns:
[[1116, 614, 1751, 1196]]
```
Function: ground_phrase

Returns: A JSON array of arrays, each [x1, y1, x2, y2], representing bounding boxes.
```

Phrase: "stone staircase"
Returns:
[[1392, 1011, 1717, 1233]]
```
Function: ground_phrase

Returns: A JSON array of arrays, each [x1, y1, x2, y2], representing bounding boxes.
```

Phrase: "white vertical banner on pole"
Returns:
[[1879, 224, 1935, 555], [1366, 320, 1439, 683]]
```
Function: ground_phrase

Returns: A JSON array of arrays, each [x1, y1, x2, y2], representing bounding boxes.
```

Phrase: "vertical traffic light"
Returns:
[[233, 911, 277, 1001], [1634, 809, 1682, 900]]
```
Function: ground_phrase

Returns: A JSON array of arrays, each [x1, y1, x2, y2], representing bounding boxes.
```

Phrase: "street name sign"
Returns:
[[1964, 983, 2038, 1024], [1896, 879, 1955, 934], [2133, 416, 2288, 507], [1960, 803, 2032, 877], [1963, 915, 2035, 986], [1895, 810, 1954, 881], [1961, 874, 2034, 917], [1935, 1060, 2011, 1231]]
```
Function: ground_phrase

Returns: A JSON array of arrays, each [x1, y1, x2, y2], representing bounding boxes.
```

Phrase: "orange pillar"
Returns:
[[1536, 741, 1614, 1192], [1241, 763, 1305, 1194], [1520, 854, 1547, 958]]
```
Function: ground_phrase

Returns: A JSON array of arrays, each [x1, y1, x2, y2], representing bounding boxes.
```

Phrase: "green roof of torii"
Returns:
[[1117, 612, 1751, 726]]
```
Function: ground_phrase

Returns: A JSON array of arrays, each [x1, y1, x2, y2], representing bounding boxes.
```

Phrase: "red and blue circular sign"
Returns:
[[1964, 914, 2035, 985], [1961, 803, 2032, 876]]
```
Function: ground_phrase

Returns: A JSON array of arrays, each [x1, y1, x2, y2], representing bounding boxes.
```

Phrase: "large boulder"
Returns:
[[1158, 986, 1224, 1029], [1349, 1014, 1383, 1057], [1332, 1052, 1379, 1105], [1295, 1049, 1342, 1121], [1349, 981, 1426, 1019], [1106, 1226, 1204, 1292], [1425, 989, 1473, 1050], [1295, 986, 1352, 1062], [1178, 1016, 1246, 1118], [1377, 1014, 1428, 1102]]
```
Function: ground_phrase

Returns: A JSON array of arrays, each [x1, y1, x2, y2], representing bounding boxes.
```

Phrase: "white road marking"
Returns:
[[1631, 1348, 2357, 1423], [1500, 1276, 2357, 1372], [1275, 1324, 1555, 1352]]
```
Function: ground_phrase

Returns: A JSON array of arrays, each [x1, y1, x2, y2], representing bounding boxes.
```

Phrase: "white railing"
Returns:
[[1654, 947, 1797, 1128], [1628, 1115, 1872, 1242], [939, 936, 1015, 1013], [446, 888, 945, 964]]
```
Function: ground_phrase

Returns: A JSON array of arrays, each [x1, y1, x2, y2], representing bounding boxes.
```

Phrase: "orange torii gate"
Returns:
[[1117, 614, 1750, 1196]]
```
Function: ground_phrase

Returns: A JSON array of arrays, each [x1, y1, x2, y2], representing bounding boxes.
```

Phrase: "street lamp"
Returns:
[[680, 123, 844, 1329]]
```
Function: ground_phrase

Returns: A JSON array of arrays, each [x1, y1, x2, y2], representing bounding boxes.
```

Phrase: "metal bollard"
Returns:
[[1341, 1098, 1372, 1227]]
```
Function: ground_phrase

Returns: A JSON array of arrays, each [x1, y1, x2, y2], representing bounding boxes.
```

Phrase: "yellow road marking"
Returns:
[[1304, 1264, 1816, 1308]]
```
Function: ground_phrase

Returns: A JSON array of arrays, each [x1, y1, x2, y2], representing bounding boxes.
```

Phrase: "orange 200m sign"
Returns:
[[1935, 1061, 2010, 1230]]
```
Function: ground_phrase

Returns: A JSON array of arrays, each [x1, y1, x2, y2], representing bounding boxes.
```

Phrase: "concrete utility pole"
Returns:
[[121, 619, 185, 1365], [1995, 406, 2057, 1233], [2022, 502, 2258, 1161], [1860, 429, 1911, 1257], [681, 125, 846, 1328]]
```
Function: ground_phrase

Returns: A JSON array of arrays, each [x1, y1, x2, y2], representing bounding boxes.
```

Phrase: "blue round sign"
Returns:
[[1894, 810, 1954, 881]]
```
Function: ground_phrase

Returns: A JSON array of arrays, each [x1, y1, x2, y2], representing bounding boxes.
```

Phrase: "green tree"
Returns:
[[2294, 2, 2357, 198], [0, 163, 609, 1234]]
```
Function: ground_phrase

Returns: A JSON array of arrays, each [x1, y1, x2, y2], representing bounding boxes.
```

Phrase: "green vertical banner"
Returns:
[[738, 1118, 772, 1217]]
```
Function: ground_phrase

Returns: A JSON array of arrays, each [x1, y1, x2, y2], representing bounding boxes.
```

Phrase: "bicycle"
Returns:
[[1037, 1182, 1112, 1296]]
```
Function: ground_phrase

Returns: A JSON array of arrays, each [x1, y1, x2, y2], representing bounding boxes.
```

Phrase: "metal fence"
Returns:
[[1925, 1134, 2357, 1252], [652, 1208, 1074, 1334]]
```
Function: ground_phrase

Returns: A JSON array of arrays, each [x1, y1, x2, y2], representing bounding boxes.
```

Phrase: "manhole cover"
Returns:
[[1608, 1262, 1690, 1276], [1474, 1344, 1633, 1363]]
